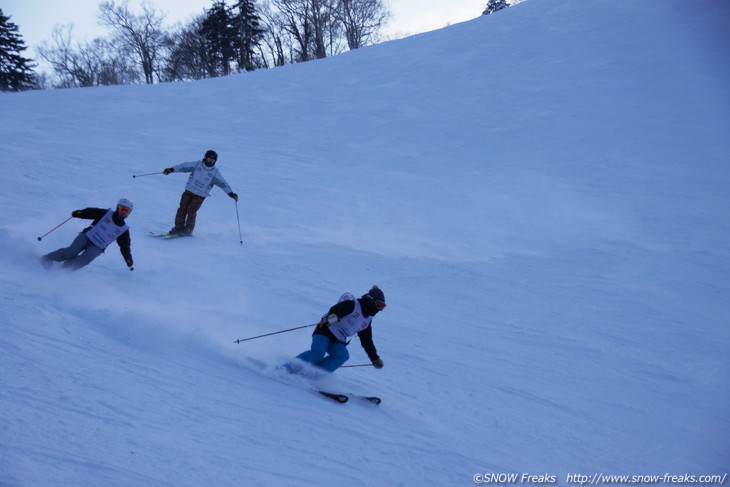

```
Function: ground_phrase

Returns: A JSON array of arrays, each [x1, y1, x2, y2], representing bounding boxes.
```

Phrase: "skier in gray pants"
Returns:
[[42, 199, 135, 271]]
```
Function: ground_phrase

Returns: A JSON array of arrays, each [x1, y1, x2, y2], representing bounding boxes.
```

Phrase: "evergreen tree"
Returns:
[[200, 1, 238, 77], [0, 8, 36, 91], [165, 16, 210, 81], [483, 0, 509, 16], [231, 0, 265, 71]]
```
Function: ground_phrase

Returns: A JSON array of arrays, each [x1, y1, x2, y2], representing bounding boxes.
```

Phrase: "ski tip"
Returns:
[[318, 391, 349, 403], [149, 231, 191, 239], [317, 390, 381, 405]]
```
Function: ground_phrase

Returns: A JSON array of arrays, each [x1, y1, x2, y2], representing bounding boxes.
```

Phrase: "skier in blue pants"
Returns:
[[297, 334, 352, 372], [292, 286, 387, 373]]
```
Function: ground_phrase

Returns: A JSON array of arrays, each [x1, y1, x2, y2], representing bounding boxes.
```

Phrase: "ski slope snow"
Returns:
[[1, 0, 729, 485]]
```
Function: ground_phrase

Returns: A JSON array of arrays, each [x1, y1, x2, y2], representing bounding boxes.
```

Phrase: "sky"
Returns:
[[4, 0, 488, 56]]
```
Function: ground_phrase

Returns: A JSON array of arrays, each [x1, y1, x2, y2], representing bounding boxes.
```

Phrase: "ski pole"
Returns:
[[37, 216, 73, 241], [235, 200, 243, 244], [234, 323, 317, 343], [132, 171, 163, 178]]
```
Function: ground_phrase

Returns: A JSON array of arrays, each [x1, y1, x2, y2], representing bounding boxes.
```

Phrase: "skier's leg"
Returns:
[[183, 194, 205, 233], [43, 232, 90, 262], [296, 334, 330, 365], [316, 342, 349, 372], [173, 191, 192, 232], [62, 242, 104, 270]]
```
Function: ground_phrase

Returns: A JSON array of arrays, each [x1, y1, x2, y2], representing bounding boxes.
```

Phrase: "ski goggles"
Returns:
[[368, 296, 387, 310], [118, 205, 132, 216]]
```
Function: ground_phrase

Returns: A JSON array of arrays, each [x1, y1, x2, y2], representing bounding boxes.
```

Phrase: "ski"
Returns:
[[360, 395, 382, 405], [245, 358, 381, 405], [318, 391, 349, 403], [149, 231, 191, 239], [318, 391, 381, 405]]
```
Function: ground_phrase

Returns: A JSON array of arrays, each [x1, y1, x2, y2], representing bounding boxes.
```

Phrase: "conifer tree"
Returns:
[[165, 16, 209, 81], [483, 0, 509, 16], [0, 8, 36, 91], [200, 1, 238, 76], [231, 0, 265, 71]]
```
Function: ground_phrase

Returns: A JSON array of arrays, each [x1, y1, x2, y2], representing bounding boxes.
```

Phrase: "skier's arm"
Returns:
[[163, 161, 197, 174], [357, 326, 381, 365], [212, 172, 234, 195], [72, 208, 107, 219], [317, 300, 355, 327], [116, 231, 133, 268]]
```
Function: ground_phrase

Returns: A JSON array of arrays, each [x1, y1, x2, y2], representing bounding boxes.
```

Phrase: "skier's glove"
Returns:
[[163, 168, 174, 175], [72, 210, 82, 217], [229, 192, 238, 201], [372, 358, 384, 369], [317, 314, 339, 328]]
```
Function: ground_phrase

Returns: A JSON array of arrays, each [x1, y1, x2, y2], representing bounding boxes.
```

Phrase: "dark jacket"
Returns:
[[313, 298, 380, 362], [74, 207, 133, 265]]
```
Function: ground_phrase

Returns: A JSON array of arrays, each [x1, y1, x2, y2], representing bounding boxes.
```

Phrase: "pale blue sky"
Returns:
[[4, 0, 487, 54]]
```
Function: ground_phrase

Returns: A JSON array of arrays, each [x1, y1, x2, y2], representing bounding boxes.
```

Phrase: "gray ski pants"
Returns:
[[43, 232, 104, 270]]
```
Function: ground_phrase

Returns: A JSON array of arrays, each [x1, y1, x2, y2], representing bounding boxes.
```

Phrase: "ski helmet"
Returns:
[[117, 198, 133, 217], [365, 285, 386, 310], [204, 149, 218, 162]]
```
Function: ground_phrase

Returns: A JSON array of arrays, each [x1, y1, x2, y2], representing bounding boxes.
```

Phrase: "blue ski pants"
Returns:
[[296, 333, 349, 372]]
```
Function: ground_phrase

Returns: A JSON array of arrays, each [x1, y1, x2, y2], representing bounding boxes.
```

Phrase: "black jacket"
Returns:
[[75, 207, 133, 265], [313, 298, 380, 362]]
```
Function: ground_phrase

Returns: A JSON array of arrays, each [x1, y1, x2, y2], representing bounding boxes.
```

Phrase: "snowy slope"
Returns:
[[1, 0, 729, 485]]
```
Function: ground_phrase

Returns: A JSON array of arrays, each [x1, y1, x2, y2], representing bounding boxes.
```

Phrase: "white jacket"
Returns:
[[173, 160, 233, 197]]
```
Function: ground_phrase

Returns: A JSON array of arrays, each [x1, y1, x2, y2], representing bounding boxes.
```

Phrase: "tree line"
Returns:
[[0, 0, 389, 90], [2, 0, 519, 91]]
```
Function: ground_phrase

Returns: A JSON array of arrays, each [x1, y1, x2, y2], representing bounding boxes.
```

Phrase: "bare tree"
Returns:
[[269, 0, 312, 62], [38, 24, 138, 88], [334, 0, 389, 50], [269, 0, 341, 62], [98, 0, 170, 84], [258, 1, 294, 67], [246, 0, 389, 68], [37, 25, 80, 87], [309, 0, 339, 59]]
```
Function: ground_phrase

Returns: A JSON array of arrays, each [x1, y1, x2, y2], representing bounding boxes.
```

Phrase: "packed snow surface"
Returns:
[[1, 0, 728, 485]]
